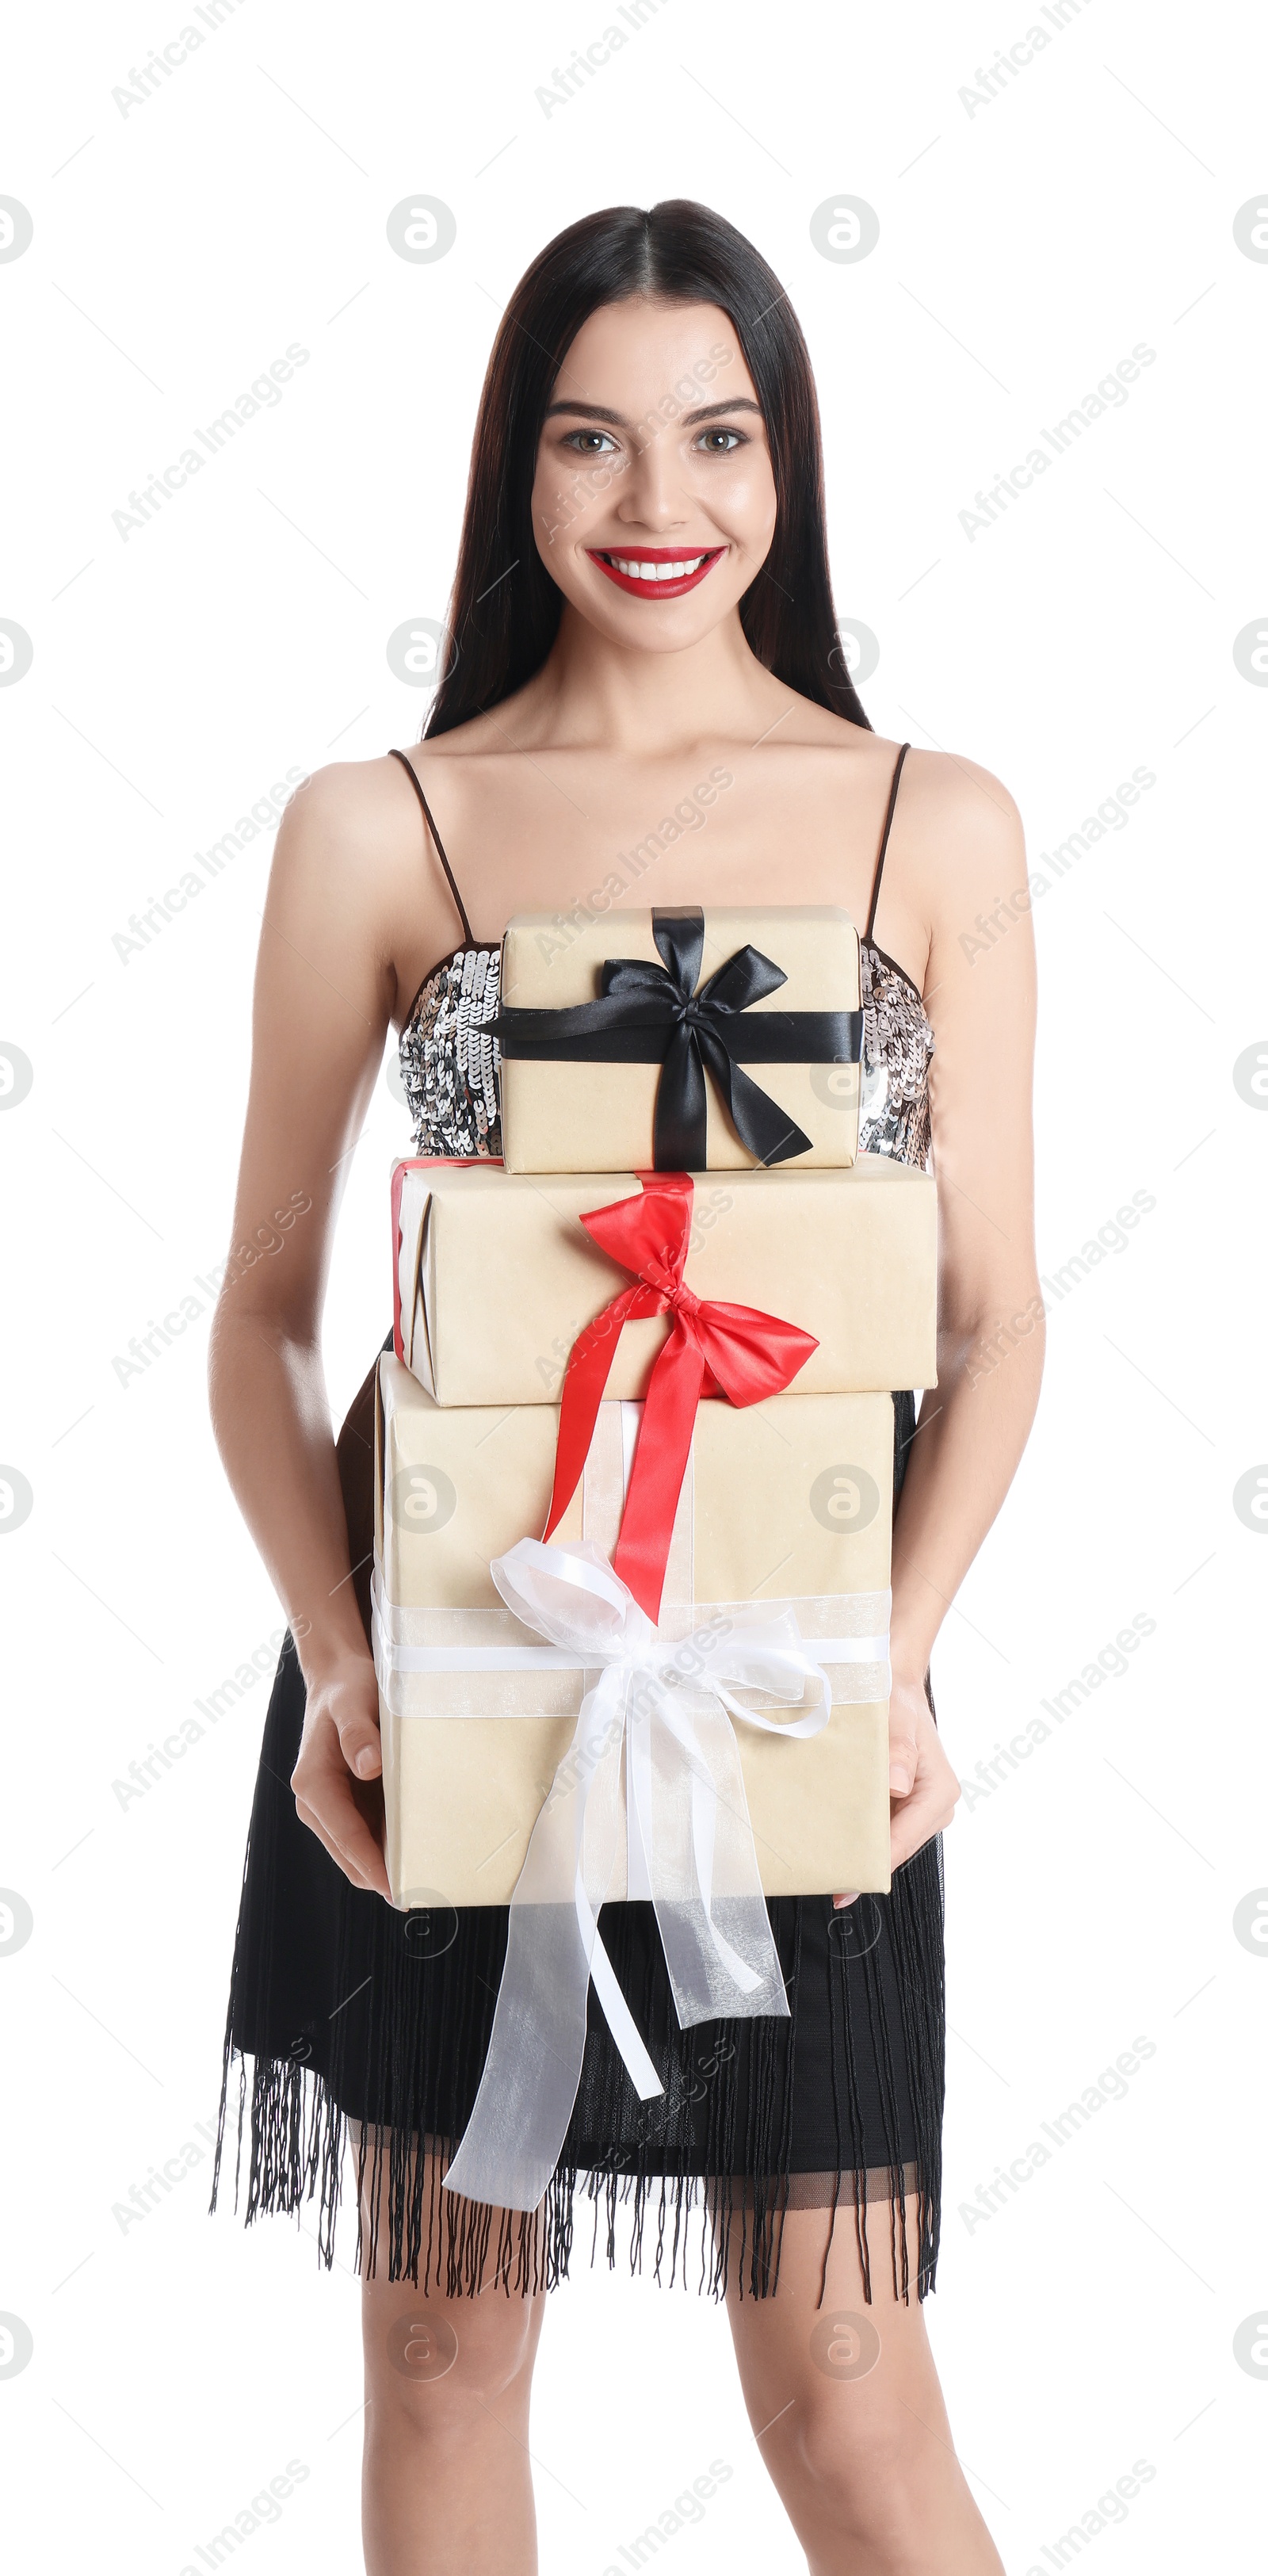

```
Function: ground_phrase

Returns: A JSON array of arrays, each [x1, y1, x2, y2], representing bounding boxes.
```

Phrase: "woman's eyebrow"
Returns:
[[541, 396, 764, 427], [542, 399, 627, 424], [681, 399, 763, 425]]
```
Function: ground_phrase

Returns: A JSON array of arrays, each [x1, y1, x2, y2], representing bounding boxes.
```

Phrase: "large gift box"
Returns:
[[373, 1354, 895, 1910], [493, 904, 862, 1173], [393, 1154, 938, 1406]]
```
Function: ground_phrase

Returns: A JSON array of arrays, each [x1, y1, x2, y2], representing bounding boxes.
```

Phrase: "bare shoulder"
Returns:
[[897, 743, 1022, 843], [270, 751, 422, 880], [253, 749, 459, 1030], [893, 744, 1027, 924], [890, 747, 1036, 1036], [265, 748, 447, 930]]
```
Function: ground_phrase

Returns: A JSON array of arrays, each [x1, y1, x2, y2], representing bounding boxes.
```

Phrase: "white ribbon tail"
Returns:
[[582, 1890, 663, 2101], [687, 1756, 762, 1997], [636, 1630, 836, 2031], [638, 1694, 766, 2004], [442, 1668, 663, 2214]]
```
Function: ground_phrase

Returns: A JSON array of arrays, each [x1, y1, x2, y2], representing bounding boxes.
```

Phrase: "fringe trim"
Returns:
[[213, 2059, 935, 2305], [211, 1826, 944, 2307]]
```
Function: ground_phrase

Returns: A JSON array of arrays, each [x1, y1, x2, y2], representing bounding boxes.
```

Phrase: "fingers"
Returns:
[[831, 1892, 859, 1909], [890, 1783, 954, 1873], [300, 1794, 391, 1900], [292, 1756, 385, 1885], [335, 1709, 383, 1783], [292, 1793, 380, 1893], [287, 1671, 391, 1898], [890, 1747, 960, 1873], [292, 1737, 391, 1900], [888, 1716, 919, 1800]]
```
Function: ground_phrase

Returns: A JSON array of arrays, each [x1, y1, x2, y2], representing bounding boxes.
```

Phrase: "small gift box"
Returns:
[[373, 1354, 895, 1913], [492, 904, 861, 1172], [393, 1156, 938, 1406]]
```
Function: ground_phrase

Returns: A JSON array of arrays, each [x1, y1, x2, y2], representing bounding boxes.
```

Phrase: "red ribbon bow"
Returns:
[[543, 1172, 819, 1621]]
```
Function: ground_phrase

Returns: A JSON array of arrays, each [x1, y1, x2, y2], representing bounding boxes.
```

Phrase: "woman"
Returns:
[[211, 201, 1040, 2575]]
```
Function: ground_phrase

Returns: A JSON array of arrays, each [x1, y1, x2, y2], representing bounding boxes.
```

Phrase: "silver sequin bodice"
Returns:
[[399, 938, 933, 1171], [399, 946, 503, 1160]]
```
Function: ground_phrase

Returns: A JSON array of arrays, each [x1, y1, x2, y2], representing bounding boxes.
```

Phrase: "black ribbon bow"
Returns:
[[491, 908, 861, 1169]]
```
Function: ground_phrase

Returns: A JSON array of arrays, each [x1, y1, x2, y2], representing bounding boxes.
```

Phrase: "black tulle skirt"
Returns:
[[212, 1365, 945, 2303]]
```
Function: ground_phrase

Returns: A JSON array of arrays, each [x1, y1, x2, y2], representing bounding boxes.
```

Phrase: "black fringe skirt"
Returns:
[[212, 1366, 945, 2304]]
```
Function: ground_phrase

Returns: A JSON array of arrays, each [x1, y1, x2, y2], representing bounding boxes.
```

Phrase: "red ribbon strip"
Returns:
[[543, 1172, 819, 1622]]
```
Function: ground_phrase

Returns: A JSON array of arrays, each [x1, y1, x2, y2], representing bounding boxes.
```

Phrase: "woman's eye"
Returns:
[[696, 428, 744, 453], [560, 429, 617, 456]]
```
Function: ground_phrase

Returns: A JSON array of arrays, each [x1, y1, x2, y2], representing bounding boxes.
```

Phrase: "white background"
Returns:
[[2, 1, 1266, 2568]]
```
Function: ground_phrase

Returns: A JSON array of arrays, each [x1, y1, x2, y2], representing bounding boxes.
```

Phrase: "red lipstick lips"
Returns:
[[587, 545, 724, 600]]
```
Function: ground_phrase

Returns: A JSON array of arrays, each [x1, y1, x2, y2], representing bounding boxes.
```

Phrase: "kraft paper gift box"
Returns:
[[373, 1354, 896, 1908], [393, 1155, 938, 1406], [494, 904, 862, 1173]]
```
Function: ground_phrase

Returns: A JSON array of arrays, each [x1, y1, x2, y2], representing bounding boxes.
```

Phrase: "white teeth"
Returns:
[[608, 554, 708, 580]]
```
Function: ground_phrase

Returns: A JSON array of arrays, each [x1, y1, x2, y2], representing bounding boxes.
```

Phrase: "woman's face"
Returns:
[[530, 297, 777, 655]]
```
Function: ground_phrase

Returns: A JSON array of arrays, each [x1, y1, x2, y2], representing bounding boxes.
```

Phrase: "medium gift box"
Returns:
[[393, 1155, 938, 1407], [492, 904, 862, 1173], [372, 1352, 896, 1912]]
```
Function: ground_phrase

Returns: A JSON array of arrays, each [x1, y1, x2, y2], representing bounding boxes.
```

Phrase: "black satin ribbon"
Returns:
[[491, 908, 861, 1169]]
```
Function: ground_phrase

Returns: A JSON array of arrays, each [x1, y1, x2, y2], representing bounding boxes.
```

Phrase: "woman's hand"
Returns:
[[832, 1673, 960, 1907], [291, 1652, 391, 1900]]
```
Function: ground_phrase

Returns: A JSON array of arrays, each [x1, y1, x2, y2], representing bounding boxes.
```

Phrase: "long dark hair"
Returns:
[[423, 199, 869, 738]]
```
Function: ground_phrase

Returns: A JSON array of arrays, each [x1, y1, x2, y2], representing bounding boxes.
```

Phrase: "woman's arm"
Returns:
[[880, 751, 1045, 1873], [208, 757, 445, 1898]]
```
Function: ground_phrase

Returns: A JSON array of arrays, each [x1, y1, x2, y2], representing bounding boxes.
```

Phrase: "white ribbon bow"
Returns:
[[442, 1537, 835, 2214]]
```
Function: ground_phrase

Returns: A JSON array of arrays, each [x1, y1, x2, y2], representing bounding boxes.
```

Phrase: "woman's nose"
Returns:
[[613, 431, 691, 532]]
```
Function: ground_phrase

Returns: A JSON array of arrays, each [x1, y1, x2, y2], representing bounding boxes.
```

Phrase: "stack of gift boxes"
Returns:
[[371, 903, 936, 2203]]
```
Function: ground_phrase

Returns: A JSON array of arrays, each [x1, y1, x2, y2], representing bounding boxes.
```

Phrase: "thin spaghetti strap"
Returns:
[[388, 747, 475, 947], [863, 741, 911, 944]]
